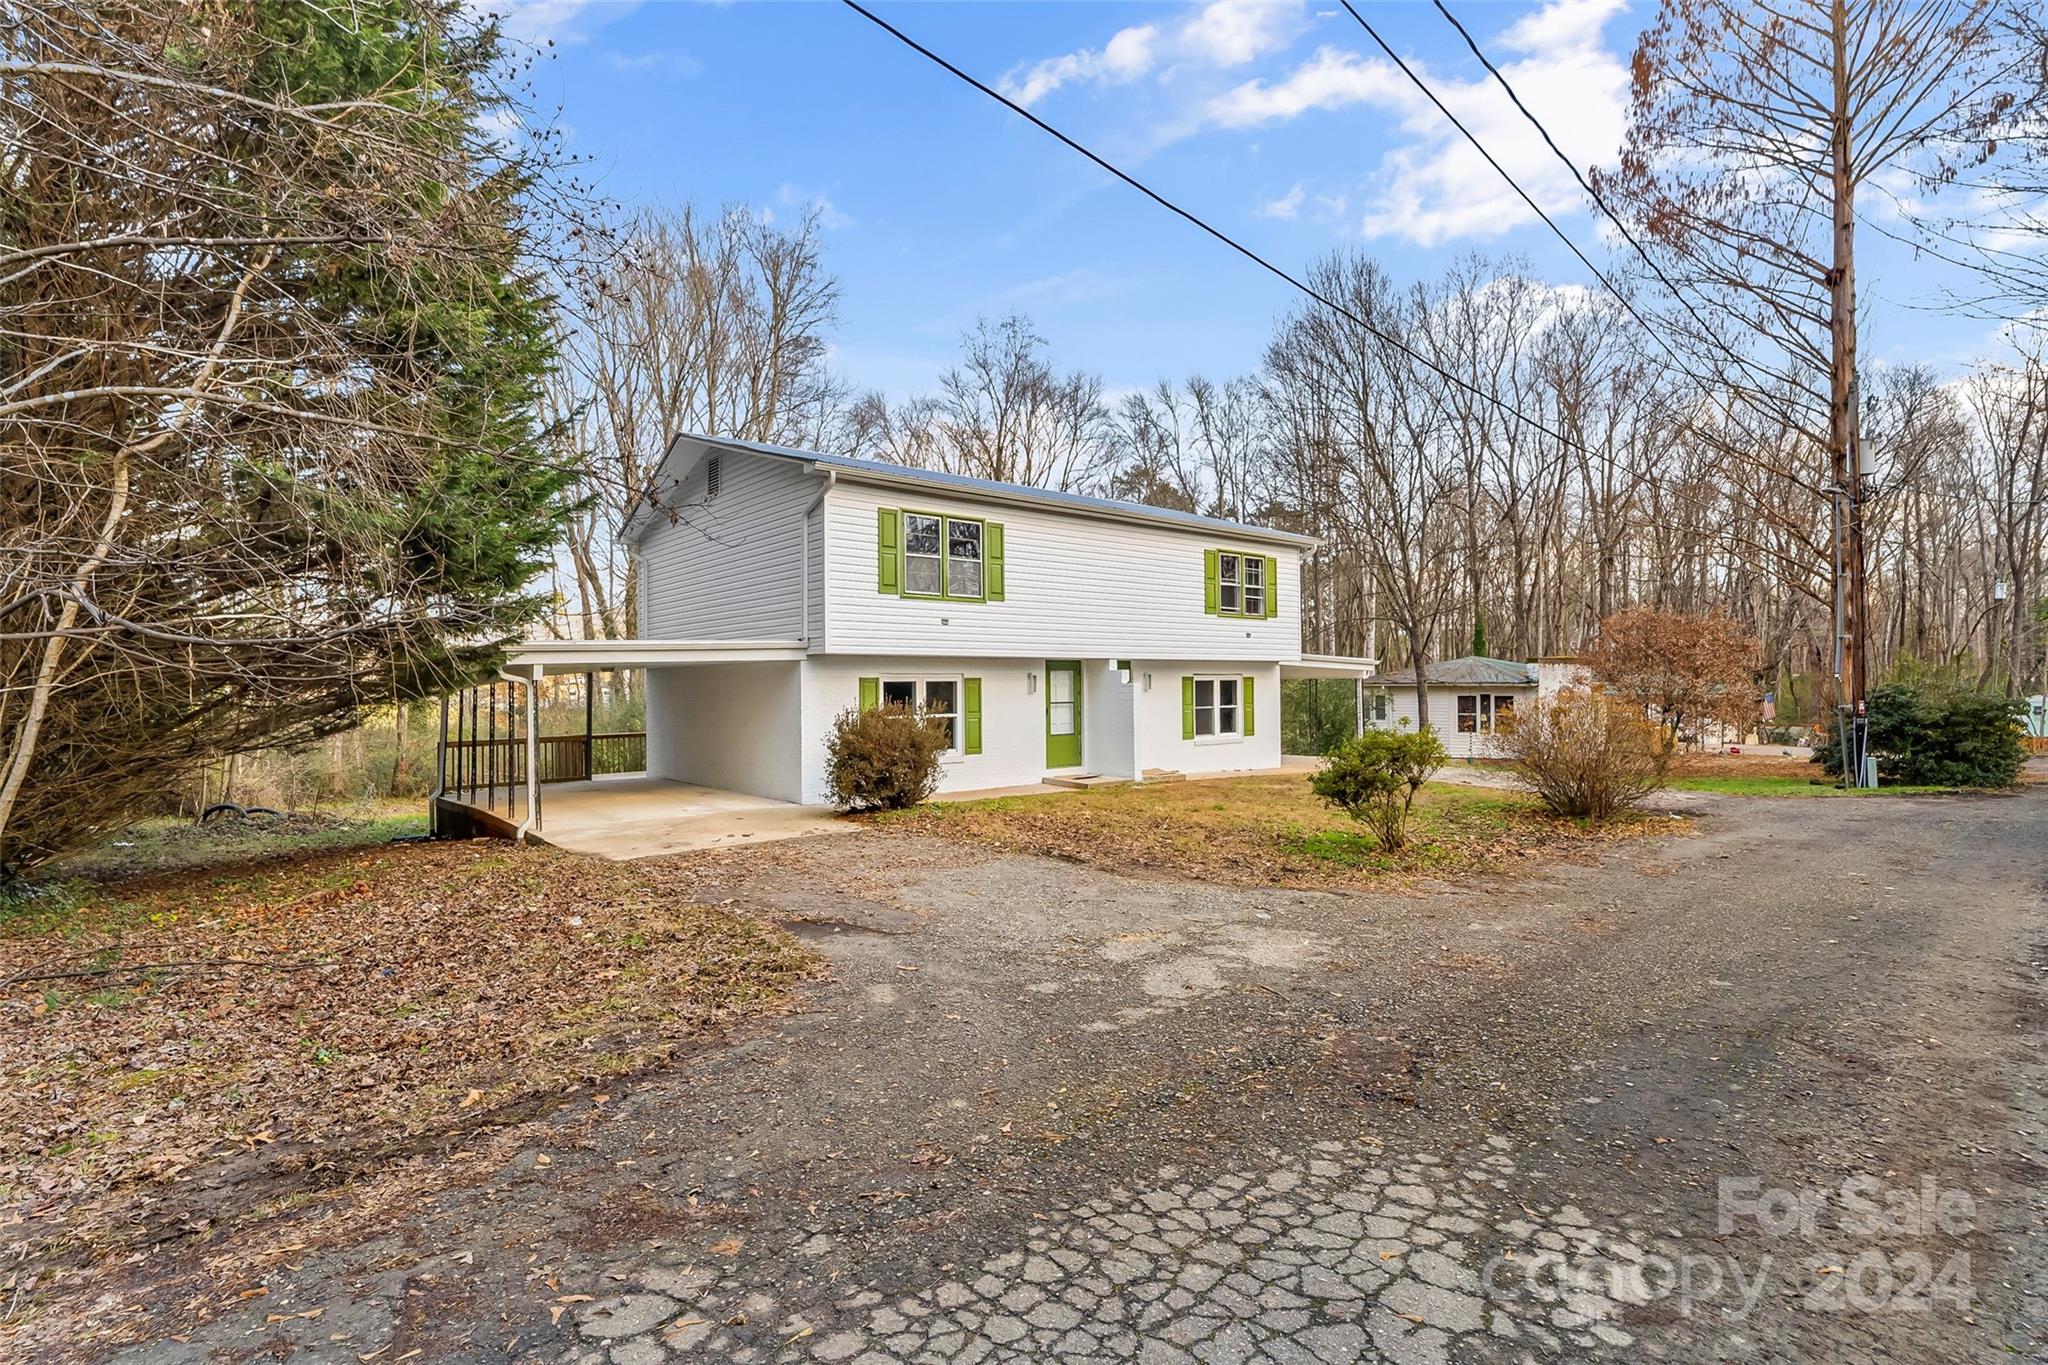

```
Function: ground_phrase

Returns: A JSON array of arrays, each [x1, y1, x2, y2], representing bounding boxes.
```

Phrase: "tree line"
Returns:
[[549, 209, 2048, 716]]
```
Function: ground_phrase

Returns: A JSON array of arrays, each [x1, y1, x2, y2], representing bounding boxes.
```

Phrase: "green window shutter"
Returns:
[[1182, 675, 1196, 740], [876, 509, 900, 595], [985, 521, 1005, 601], [858, 676, 879, 711], [1264, 556, 1279, 618], [963, 677, 983, 754], [1203, 549, 1219, 615], [1242, 676, 1255, 737]]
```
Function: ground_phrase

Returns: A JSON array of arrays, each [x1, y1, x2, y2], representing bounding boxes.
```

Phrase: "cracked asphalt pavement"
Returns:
[[57, 782, 2048, 1363]]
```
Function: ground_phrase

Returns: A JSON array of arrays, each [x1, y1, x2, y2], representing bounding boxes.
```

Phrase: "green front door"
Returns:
[[1045, 660, 1083, 768]]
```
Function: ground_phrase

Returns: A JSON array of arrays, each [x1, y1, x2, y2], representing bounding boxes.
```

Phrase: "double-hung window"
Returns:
[[1193, 676, 1242, 739], [902, 512, 983, 600], [881, 676, 961, 754], [1455, 693, 1517, 734], [1207, 548, 1274, 618], [1241, 555, 1265, 616], [1368, 690, 1390, 724]]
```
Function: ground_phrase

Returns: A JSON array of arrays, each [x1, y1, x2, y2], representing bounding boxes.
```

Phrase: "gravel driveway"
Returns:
[[67, 785, 2048, 1364]]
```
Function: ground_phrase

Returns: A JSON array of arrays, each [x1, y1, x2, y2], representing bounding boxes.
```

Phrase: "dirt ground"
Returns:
[[8, 777, 2046, 1364]]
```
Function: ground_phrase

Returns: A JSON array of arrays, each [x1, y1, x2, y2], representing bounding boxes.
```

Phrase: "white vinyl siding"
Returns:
[[824, 483, 1302, 660], [1370, 685, 1536, 760], [636, 448, 815, 640]]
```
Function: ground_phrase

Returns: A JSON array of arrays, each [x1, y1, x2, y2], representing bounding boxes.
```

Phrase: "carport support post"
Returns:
[[526, 666, 541, 834], [1355, 676, 1365, 738], [585, 670, 595, 780]]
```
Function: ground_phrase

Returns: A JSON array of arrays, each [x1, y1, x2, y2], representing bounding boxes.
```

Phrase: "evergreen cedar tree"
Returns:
[[0, 2, 577, 873]]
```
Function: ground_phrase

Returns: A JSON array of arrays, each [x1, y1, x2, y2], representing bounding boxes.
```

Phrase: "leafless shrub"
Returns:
[[1497, 688, 1672, 822]]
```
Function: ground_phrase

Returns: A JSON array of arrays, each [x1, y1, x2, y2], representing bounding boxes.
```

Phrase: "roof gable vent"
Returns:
[[705, 454, 722, 501]]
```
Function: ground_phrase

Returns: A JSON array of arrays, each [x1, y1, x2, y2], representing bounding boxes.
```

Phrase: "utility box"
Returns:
[[1859, 755, 1878, 789]]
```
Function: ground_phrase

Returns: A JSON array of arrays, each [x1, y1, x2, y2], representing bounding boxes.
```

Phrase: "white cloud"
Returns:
[[1002, 23, 1161, 106], [1206, 45, 1402, 127], [1181, 0, 1302, 67], [1202, 0, 1630, 246], [603, 48, 703, 76], [1255, 182, 1307, 219], [1001, 1, 1306, 108], [778, 183, 854, 231]]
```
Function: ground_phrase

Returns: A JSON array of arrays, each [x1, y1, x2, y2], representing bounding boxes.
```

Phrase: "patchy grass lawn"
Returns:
[[48, 801, 428, 882], [0, 833, 822, 1286], [880, 773, 1674, 888], [1662, 774, 1959, 797]]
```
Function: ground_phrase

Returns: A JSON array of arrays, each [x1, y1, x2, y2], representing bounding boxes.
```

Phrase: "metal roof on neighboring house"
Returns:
[[1360, 655, 1540, 688], [627, 433, 1320, 548]]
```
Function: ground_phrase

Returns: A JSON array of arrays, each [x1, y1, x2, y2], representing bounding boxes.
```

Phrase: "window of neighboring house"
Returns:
[[902, 511, 983, 600], [1368, 691, 1390, 723], [1193, 675, 1242, 739], [1456, 693, 1518, 734], [880, 676, 961, 754], [1242, 555, 1265, 617], [1218, 552, 1241, 614]]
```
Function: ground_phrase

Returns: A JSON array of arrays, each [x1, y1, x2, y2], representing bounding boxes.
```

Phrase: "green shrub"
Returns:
[[824, 704, 951, 811], [1815, 681, 2026, 787], [1310, 727, 1446, 850], [1496, 687, 1670, 820]]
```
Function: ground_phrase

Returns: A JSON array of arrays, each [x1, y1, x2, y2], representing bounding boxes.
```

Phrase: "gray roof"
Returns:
[[635, 434, 1318, 548], [1361, 655, 1538, 688]]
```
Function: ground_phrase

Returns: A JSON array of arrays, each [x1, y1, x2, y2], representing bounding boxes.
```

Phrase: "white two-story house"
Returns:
[[443, 435, 1376, 833], [628, 433, 1342, 804]]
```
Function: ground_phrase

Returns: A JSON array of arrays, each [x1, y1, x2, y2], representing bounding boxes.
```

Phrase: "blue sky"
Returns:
[[504, 0, 2003, 402]]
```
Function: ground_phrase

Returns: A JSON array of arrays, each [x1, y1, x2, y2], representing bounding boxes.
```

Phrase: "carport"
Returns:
[[430, 638, 816, 851], [1280, 653, 1382, 739]]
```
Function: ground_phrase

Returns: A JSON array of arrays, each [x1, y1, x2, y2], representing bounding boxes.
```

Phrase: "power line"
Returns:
[[1427, 0, 1773, 391], [838, 0, 1595, 461], [1334, 0, 1675, 363]]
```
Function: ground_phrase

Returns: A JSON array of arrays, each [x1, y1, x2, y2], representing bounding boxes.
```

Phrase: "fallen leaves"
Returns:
[[0, 838, 824, 1282]]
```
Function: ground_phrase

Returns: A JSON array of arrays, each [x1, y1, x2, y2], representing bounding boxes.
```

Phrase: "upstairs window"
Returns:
[[1206, 548, 1277, 618], [948, 518, 983, 598], [904, 513, 945, 596], [894, 510, 988, 601], [1242, 555, 1265, 616]]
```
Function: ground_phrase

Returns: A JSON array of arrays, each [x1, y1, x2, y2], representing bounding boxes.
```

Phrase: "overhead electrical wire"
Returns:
[[1333, 0, 1676, 362], [1424, 0, 1781, 395], [838, 0, 1597, 461]]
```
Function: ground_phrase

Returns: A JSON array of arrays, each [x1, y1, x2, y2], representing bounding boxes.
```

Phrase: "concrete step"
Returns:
[[1044, 773, 1129, 790]]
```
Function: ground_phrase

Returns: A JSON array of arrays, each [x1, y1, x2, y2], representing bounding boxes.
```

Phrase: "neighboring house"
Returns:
[[1358, 655, 1548, 760], [472, 434, 1373, 814]]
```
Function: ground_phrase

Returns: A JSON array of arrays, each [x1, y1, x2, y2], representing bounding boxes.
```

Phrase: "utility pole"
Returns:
[[1829, 0, 1874, 786]]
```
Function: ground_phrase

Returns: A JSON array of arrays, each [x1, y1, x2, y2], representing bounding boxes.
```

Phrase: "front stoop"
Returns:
[[1043, 773, 1131, 790]]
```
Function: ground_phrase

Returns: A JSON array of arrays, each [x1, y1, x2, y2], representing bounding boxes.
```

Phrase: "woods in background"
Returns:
[[548, 226, 2048, 712]]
